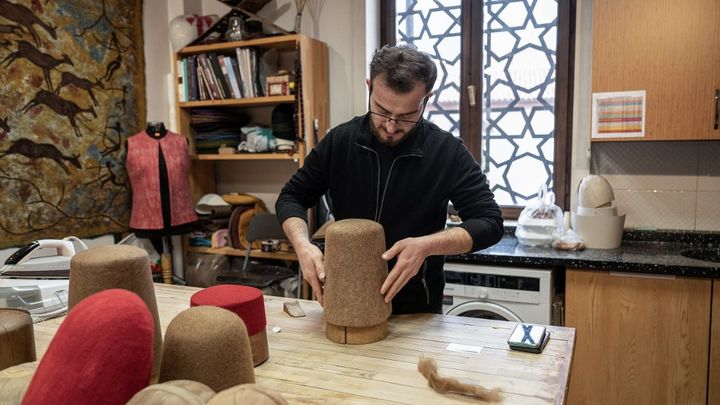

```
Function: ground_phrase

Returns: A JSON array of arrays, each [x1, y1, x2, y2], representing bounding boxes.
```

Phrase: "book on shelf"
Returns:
[[176, 59, 186, 102], [187, 55, 198, 101], [223, 55, 242, 99], [207, 53, 231, 99], [197, 54, 222, 100], [197, 58, 213, 100]]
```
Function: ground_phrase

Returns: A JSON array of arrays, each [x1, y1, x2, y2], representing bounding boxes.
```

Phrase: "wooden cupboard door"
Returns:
[[592, 0, 720, 141], [709, 279, 720, 405], [565, 270, 711, 404]]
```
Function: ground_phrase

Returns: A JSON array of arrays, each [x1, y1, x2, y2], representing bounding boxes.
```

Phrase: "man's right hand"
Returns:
[[295, 241, 325, 305]]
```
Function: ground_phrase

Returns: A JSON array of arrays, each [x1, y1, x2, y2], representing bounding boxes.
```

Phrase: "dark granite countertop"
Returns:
[[447, 229, 720, 277]]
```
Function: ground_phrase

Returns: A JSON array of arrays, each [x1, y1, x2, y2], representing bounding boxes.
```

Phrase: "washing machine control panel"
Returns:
[[445, 270, 541, 304]]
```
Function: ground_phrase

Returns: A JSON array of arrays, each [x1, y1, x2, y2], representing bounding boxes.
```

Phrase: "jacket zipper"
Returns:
[[356, 144, 381, 220], [376, 153, 422, 222], [420, 260, 429, 305]]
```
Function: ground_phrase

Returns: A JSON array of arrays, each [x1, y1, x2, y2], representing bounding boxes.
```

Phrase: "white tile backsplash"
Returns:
[[614, 190, 696, 230], [592, 141, 720, 231], [696, 192, 720, 231], [603, 174, 697, 192]]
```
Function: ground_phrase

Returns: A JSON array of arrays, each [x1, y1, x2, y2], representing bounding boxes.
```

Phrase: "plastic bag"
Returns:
[[515, 185, 564, 247]]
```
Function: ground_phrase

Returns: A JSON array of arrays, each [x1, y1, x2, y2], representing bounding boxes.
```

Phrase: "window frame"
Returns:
[[380, 0, 576, 217]]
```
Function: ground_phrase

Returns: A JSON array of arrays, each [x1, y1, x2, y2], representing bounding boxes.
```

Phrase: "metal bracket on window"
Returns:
[[467, 85, 476, 107]]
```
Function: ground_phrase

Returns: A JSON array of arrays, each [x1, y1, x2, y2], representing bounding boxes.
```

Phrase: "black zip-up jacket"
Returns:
[[276, 114, 503, 314]]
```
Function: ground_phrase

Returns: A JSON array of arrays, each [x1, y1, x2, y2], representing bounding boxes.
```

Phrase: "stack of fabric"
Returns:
[[191, 108, 249, 154]]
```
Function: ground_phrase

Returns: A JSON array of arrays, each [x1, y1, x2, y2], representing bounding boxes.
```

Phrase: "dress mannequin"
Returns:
[[125, 122, 197, 282]]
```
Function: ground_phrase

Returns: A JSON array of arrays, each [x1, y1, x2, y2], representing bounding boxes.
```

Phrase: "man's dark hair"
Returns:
[[370, 44, 437, 94]]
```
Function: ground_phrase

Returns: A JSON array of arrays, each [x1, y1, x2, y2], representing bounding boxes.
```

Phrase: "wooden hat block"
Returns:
[[323, 219, 392, 344], [68, 245, 163, 380], [0, 308, 36, 371]]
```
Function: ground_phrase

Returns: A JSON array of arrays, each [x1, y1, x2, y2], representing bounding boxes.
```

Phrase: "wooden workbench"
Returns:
[[33, 284, 575, 404]]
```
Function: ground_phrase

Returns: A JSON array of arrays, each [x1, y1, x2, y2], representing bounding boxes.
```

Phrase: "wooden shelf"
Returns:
[[178, 35, 299, 56], [179, 95, 294, 108], [193, 152, 300, 161], [187, 246, 297, 261]]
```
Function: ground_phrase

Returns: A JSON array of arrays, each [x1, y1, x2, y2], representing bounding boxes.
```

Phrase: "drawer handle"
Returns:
[[715, 89, 719, 130]]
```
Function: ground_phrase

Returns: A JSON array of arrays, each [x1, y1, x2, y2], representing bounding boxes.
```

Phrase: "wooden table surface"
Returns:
[[33, 284, 575, 404]]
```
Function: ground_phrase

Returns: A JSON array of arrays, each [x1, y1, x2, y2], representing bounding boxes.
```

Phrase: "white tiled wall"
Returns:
[[590, 141, 720, 231]]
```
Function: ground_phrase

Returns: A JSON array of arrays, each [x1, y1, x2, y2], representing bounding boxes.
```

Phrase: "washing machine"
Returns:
[[443, 263, 553, 325]]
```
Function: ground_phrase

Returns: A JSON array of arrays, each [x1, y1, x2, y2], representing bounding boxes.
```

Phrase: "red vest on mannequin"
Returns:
[[126, 131, 197, 230]]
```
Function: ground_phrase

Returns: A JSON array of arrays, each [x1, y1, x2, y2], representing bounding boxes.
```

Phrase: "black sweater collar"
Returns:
[[355, 113, 426, 157]]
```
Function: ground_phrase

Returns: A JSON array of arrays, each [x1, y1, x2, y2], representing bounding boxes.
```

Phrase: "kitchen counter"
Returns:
[[33, 284, 575, 404], [448, 230, 720, 277]]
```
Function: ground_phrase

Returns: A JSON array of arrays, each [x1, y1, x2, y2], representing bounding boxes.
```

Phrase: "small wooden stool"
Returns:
[[159, 306, 255, 392], [323, 219, 392, 344], [190, 285, 269, 366], [0, 308, 36, 371], [68, 244, 163, 379]]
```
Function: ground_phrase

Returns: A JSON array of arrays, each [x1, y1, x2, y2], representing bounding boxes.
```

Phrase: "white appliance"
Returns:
[[443, 263, 553, 325]]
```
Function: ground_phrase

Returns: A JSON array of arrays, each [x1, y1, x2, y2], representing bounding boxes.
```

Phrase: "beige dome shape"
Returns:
[[126, 380, 216, 405], [207, 384, 287, 405], [159, 306, 255, 392], [578, 175, 614, 208], [0, 360, 37, 404], [323, 219, 392, 344], [68, 244, 162, 380]]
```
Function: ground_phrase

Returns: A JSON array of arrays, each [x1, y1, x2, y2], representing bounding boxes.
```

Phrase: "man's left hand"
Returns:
[[380, 237, 429, 303]]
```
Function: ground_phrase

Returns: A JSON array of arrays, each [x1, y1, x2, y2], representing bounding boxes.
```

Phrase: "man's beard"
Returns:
[[370, 122, 411, 147]]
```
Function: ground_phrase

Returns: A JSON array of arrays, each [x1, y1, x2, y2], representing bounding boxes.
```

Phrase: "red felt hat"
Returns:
[[190, 285, 269, 366], [190, 285, 265, 335], [22, 289, 154, 405]]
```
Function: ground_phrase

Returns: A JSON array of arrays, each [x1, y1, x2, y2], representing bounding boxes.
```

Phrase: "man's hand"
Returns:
[[380, 237, 429, 303], [280, 217, 326, 305], [379, 227, 473, 304], [295, 241, 325, 305]]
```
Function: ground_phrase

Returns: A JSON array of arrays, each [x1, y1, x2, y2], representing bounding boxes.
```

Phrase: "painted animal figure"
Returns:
[[22, 89, 96, 137], [0, 117, 9, 134], [1, 40, 74, 90], [0, 23, 22, 36], [0, 0, 56, 45], [57, 71, 104, 106], [0, 137, 81, 175]]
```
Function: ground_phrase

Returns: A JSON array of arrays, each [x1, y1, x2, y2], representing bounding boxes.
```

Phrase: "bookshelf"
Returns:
[[174, 34, 328, 199], [174, 34, 328, 264]]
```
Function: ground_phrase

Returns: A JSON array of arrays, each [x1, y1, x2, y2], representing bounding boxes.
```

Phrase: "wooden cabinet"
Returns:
[[565, 269, 712, 404], [592, 0, 720, 141], [173, 34, 328, 260]]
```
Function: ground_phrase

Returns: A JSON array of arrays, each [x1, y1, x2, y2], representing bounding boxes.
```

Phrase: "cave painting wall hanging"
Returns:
[[0, 0, 145, 248]]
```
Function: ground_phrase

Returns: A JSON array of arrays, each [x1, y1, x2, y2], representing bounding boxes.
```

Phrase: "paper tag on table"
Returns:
[[446, 343, 483, 354]]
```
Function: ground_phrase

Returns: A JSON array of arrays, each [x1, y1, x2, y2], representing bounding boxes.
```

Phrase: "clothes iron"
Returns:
[[1, 237, 87, 322], [0, 237, 88, 279]]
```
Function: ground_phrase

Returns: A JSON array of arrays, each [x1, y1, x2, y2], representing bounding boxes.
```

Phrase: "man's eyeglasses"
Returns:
[[368, 94, 428, 128], [368, 110, 422, 127]]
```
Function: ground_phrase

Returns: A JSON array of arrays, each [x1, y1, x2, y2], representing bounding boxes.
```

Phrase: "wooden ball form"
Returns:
[[126, 380, 216, 405], [0, 361, 37, 404], [207, 384, 288, 405], [323, 219, 392, 344]]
